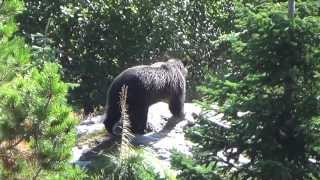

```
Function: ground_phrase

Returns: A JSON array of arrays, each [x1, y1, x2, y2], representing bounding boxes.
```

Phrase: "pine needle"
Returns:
[[118, 85, 134, 161]]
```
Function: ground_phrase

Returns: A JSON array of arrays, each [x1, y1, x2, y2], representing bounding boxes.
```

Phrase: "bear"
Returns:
[[103, 58, 187, 136]]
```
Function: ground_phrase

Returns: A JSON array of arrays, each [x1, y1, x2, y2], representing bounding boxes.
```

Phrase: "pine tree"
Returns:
[[175, 1, 320, 179], [0, 0, 86, 179]]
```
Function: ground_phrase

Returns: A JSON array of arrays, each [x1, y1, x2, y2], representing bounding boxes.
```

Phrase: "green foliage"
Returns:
[[102, 150, 161, 180], [89, 149, 170, 180], [3, 161, 88, 180], [0, 48, 85, 179], [171, 150, 222, 180], [0, 0, 85, 179], [0, 1, 30, 82], [18, 0, 237, 112], [181, 1, 320, 179]]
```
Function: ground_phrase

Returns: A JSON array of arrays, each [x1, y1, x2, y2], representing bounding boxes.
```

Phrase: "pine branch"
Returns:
[[118, 85, 134, 160]]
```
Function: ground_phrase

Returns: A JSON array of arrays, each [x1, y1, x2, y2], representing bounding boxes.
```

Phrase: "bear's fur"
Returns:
[[104, 58, 187, 135]]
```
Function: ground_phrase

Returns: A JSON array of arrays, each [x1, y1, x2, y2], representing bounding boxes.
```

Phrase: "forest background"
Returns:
[[0, 0, 319, 179]]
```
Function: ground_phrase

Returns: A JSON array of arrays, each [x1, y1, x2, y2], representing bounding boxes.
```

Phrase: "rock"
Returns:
[[71, 101, 255, 172], [71, 144, 91, 166], [80, 114, 106, 125], [76, 123, 105, 137], [130, 102, 202, 167], [76, 114, 106, 137], [72, 102, 225, 169]]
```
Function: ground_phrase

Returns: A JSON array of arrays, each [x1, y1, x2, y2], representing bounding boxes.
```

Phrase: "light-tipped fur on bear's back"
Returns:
[[104, 58, 186, 135]]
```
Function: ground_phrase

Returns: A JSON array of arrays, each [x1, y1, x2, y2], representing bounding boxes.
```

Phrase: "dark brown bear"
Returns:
[[103, 58, 187, 135]]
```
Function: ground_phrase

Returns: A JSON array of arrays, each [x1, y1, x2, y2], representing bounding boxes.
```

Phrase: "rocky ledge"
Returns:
[[72, 102, 202, 165], [71, 102, 249, 174]]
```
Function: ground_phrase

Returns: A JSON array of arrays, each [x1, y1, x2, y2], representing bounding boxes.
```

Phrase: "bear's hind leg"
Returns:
[[169, 95, 185, 119], [129, 106, 149, 135]]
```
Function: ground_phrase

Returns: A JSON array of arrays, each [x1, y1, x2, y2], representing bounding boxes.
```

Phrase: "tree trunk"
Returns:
[[288, 0, 295, 18]]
